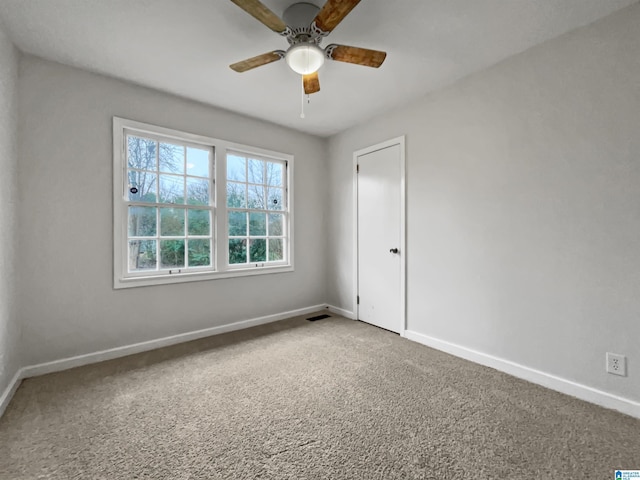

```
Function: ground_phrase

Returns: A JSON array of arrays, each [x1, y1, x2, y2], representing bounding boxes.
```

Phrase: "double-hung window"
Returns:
[[113, 118, 293, 288], [226, 151, 288, 267], [125, 133, 213, 275]]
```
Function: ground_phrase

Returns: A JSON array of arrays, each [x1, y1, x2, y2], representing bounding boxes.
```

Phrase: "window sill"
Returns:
[[114, 264, 294, 289]]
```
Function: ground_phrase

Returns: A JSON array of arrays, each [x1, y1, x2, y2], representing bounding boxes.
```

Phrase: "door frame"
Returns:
[[353, 136, 406, 335]]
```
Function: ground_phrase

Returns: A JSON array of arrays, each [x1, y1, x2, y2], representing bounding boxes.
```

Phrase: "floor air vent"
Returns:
[[306, 314, 332, 322]]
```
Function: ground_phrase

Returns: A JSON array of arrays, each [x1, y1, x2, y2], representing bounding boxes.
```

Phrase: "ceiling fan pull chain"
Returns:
[[300, 76, 305, 119]]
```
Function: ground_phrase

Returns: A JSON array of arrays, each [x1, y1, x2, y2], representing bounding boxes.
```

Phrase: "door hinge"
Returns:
[[356, 164, 359, 173], [357, 295, 360, 305]]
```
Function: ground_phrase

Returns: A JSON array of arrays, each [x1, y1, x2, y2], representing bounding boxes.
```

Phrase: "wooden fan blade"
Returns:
[[230, 0, 287, 33], [303, 72, 320, 94], [230, 51, 284, 72], [327, 44, 387, 68], [313, 0, 361, 34]]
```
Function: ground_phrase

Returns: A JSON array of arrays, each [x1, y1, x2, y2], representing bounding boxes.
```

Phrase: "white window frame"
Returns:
[[113, 117, 294, 289], [225, 149, 289, 270]]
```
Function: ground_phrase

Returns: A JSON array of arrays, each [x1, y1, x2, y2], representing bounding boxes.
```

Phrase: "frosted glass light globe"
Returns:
[[285, 44, 325, 75]]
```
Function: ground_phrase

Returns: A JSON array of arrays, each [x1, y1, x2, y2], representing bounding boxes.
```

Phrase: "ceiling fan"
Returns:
[[229, 0, 387, 95]]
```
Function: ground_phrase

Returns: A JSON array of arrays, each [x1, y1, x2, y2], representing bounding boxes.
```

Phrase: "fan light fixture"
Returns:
[[285, 44, 325, 75], [229, 0, 387, 105]]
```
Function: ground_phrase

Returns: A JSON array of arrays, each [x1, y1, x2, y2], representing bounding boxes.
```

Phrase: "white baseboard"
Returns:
[[404, 330, 640, 419], [14, 308, 635, 420], [326, 304, 356, 319], [21, 305, 326, 380], [0, 369, 24, 419]]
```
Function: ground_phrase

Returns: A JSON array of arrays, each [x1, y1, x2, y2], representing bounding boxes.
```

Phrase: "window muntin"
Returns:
[[113, 117, 293, 288], [125, 132, 214, 275], [226, 152, 288, 267]]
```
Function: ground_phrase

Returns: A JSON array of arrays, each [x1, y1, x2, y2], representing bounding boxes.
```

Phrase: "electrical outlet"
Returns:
[[606, 352, 627, 377]]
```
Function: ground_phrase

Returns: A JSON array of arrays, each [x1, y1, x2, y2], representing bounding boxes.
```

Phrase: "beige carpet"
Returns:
[[1, 313, 639, 479]]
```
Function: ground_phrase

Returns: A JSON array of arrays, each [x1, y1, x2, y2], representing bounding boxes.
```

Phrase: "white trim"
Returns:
[[352, 150, 359, 320], [404, 330, 640, 419], [0, 369, 24, 418], [221, 149, 293, 271], [20, 305, 325, 379], [113, 117, 294, 289], [398, 137, 406, 336], [115, 264, 294, 288], [1, 305, 324, 418], [353, 136, 407, 335], [5, 312, 638, 420], [326, 304, 356, 319]]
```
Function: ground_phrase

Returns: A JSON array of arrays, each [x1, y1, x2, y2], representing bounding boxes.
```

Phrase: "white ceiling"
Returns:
[[0, 0, 636, 137]]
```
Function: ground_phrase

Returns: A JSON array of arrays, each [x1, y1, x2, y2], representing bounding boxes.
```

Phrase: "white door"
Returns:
[[356, 139, 404, 333]]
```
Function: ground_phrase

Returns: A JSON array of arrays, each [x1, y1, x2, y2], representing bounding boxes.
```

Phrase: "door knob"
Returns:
[[389, 248, 399, 254]]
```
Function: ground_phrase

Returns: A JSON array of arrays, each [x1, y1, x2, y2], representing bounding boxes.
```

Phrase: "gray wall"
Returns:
[[327, 4, 640, 403], [17, 56, 328, 365], [7, 1, 640, 411], [0, 25, 19, 395]]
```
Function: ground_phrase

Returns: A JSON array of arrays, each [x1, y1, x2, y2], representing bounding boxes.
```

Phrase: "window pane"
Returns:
[[160, 208, 185, 236], [159, 143, 185, 174], [248, 159, 264, 184], [159, 174, 185, 204], [266, 162, 283, 187], [129, 240, 156, 271], [227, 154, 246, 182], [267, 187, 283, 210], [127, 136, 157, 171], [227, 182, 246, 208], [247, 184, 265, 209], [160, 240, 185, 269], [249, 238, 266, 262], [228, 211, 247, 236], [128, 171, 157, 202], [186, 147, 209, 177], [187, 177, 209, 206], [188, 209, 210, 236], [120, 121, 290, 284], [128, 206, 156, 237], [229, 238, 247, 264], [269, 239, 283, 261], [188, 239, 211, 267], [249, 212, 266, 236], [268, 213, 283, 236]]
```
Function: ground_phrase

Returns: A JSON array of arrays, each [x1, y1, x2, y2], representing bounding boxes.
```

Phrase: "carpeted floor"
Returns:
[[1, 313, 639, 479]]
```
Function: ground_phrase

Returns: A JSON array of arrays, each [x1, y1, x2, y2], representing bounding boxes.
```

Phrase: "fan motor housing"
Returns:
[[283, 2, 321, 44]]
